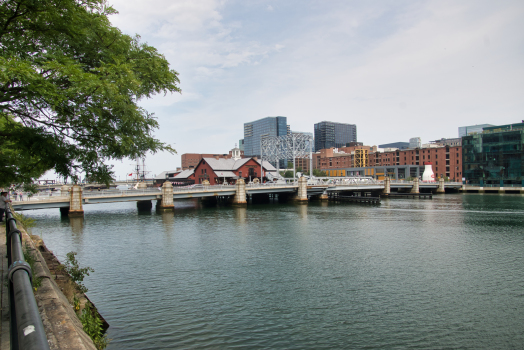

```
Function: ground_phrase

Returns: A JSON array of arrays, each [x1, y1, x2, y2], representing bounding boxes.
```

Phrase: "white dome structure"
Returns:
[[422, 162, 435, 182]]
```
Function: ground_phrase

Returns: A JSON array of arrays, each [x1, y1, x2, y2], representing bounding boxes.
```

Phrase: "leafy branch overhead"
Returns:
[[0, 0, 180, 185]]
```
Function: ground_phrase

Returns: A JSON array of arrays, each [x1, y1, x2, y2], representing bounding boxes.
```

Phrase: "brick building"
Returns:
[[315, 145, 463, 181], [193, 157, 277, 185], [181, 146, 244, 170]]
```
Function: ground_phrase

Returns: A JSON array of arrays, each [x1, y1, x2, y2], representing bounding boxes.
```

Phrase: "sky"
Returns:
[[78, 0, 524, 180]]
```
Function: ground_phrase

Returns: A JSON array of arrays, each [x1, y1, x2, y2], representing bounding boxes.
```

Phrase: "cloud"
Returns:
[[100, 0, 524, 178]]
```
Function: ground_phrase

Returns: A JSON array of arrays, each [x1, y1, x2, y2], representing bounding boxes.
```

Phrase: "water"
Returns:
[[26, 194, 524, 349]]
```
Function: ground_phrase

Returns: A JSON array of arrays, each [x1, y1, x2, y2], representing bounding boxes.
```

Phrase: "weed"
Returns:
[[72, 295, 81, 314], [80, 302, 109, 349], [12, 212, 35, 234], [63, 252, 94, 294], [22, 247, 42, 291]]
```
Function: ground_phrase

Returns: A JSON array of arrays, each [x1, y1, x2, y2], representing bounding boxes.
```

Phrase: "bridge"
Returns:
[[12, 177, 464, 214]]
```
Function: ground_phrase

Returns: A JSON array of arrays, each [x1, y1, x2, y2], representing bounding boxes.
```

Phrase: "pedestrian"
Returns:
[[0, 191, 12, 222]]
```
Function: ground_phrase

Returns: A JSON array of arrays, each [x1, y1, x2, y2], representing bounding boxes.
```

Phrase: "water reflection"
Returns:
[[160, 210, 175, 234], [234, 206, 247, 225], [69, 216, 84, 237], [297, 203, 308, 220]]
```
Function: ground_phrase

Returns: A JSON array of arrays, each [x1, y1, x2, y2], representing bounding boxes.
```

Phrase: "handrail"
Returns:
[[5, 206, 50, 350]]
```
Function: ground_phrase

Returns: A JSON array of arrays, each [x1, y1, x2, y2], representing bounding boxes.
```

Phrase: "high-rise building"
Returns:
[[458, 124, 494, 138], [314, 121, 357, 151], [243, 116, 288, 157]]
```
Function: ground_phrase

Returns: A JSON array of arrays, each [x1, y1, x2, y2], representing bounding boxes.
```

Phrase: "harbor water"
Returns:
[[26, 194, 524, 349]]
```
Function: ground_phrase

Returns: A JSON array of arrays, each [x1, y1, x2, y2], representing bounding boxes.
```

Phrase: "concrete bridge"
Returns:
[[12, 177, 465, 216]]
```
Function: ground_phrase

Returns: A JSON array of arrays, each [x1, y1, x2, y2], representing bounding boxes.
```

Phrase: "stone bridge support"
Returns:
[[232, 179, 247, 206], [157, 181, 175, 212], [382, 177, 391, 195], [318, 190, 329, 201], [410, 178, 420, 194], [437, 178, 445, 193], [293, 177, 308, 203], [68, 185, 84, 217]]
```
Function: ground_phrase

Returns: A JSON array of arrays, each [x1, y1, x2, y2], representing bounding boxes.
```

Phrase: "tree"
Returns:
[[313, 169, 327, 177], [0, 0, 180, 186]]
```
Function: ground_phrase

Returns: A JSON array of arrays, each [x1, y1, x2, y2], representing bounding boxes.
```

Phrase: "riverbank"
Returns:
[[1, 221, 103, 349]]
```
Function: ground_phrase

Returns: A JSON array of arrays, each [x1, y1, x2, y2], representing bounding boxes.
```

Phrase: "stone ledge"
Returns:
[[21, 229, 97, 350]]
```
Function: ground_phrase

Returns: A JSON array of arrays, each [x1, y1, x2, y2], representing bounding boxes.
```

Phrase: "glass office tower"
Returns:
[[314, 121, 357, 151], [243, 116, 288, 157], [462, 122, 524, 186]]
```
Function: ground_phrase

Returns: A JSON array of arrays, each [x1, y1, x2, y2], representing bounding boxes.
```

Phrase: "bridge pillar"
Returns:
[[319, 190, 329, 201], [232, 179, 247, 206], [293, 177, 308, 203], [437, 177, 445, 193], [68, 185, 84, 217], [410, 178, 420, 194], [382, 177, 391, 195], [157, 181, 175, 212], [60, 185, 70, 196]]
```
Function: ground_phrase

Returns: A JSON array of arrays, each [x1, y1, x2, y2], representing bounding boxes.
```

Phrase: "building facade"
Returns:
[[409, 137, 421, 149], [314, 121, 357, 151], [458, 124, 494, 138], [181, 147, 244, 170], [316, 145, 462, 181], [193, 157, 277, 185], [462, 122, 524, 186], [243, 116, 288, 158], [379, 142, 410, 150]]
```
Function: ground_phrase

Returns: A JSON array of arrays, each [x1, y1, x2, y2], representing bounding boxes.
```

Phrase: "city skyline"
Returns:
[[42, 0, 524, 179]]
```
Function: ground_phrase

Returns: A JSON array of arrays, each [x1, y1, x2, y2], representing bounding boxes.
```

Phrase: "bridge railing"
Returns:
[[246, 182, 296, 188], [12, 192, 67, 203], [5, 206, 51, 350]]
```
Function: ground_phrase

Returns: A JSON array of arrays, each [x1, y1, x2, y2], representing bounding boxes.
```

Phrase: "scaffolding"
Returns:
[[260, 133, 313, 179]]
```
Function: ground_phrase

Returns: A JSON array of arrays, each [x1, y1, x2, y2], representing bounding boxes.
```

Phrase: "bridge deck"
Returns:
[[12, 182, 464, 210]]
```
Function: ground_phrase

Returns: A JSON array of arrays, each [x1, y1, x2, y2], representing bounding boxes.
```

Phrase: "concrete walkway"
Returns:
[[0, 225, 10, 350]]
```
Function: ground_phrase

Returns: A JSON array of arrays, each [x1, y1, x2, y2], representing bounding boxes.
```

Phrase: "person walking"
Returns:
[[0, 191, 12, 222]]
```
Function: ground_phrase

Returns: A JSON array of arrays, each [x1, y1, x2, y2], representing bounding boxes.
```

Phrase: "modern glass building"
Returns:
[[462, 122, 524, 186], [458, 124, 494, 137], [314, 121, 357, 151], [243, 116, 288, 158]]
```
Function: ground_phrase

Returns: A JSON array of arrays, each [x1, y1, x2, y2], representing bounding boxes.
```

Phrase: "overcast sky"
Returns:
[[98, 0, 523, 179]]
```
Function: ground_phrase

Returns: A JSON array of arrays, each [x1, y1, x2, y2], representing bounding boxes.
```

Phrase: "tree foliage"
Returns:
[[0, 0, 180, 186]]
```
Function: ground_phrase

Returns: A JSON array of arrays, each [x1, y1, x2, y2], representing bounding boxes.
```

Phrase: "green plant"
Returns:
[[63, 252, 94, 294], [23, 247, 42, 292], [73, 295, 81, 314], [12, 212, 36, 233], [80, 302, 109, 350], [312, 169, 327, 177]]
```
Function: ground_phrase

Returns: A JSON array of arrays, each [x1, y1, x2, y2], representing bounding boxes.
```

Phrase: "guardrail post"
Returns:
[[437, 177, 445, 193], [410, 178, 420, 194], [157, 181, 175, 212], [232, 179, 247, 206], [68, 185, 84, 217]]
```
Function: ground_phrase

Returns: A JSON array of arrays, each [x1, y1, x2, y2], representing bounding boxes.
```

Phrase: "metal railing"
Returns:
[[5, 206, 50, 350]]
